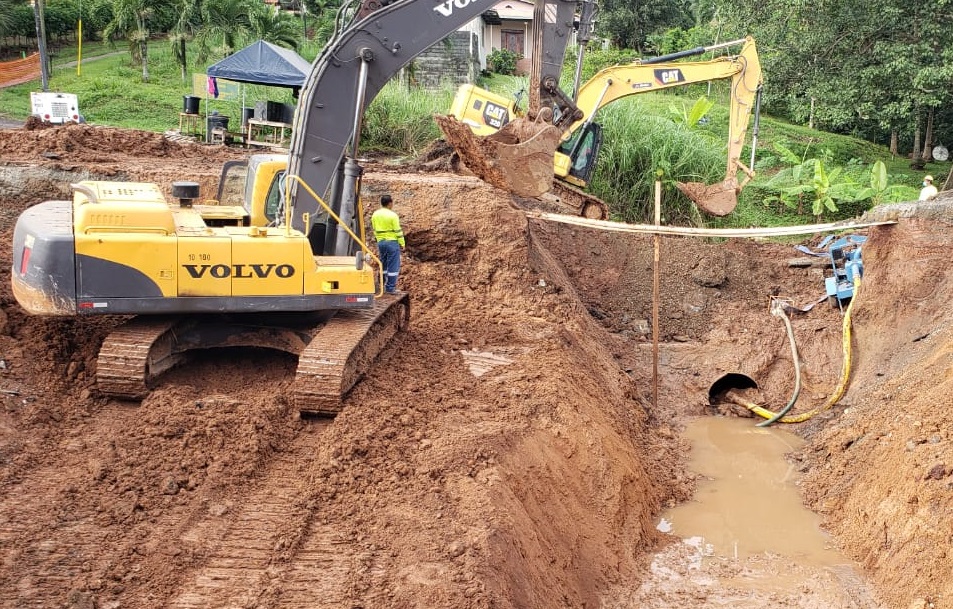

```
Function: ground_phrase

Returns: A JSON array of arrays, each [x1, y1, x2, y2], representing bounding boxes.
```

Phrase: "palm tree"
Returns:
[[0, 0, 18, 37], [170, 0, 201, 82], [194, 0, 256, 61], [250, 4, 302, 50], [104, 0, 169, 82]]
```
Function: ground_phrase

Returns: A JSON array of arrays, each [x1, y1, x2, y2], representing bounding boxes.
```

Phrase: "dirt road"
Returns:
[[0, 123, 950, 608]]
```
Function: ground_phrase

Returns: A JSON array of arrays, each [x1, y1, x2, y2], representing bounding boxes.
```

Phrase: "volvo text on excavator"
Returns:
[[439, 36, 764, 216], [11, 0, 579, 414]]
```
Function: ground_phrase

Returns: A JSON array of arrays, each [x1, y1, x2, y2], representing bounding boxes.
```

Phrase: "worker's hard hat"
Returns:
[[925, 175, 934, 182]]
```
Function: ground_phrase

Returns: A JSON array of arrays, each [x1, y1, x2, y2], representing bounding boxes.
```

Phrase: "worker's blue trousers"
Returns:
[[378, 240, 401, 293]]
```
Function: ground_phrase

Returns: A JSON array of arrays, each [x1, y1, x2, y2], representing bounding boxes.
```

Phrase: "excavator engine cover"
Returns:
[[434, 114, 561, 198]]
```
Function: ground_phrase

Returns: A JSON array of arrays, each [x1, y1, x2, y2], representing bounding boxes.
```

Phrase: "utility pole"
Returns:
[[31, 0, 50, 91], [77, 0, 83, 76]]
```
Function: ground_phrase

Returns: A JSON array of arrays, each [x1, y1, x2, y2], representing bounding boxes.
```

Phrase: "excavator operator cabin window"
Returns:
[[264, 171, 286, 225]]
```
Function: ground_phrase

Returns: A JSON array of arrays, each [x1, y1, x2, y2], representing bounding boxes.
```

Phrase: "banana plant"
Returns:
[[860, 160, 914, 205], [809, 157, 840, 215], [762, 142, 821, 214], [765, 146, 913, 217], [669, 96, 715, 130]]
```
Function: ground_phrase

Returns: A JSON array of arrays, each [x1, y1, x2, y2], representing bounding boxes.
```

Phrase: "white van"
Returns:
[[30, 92, 82, 124]]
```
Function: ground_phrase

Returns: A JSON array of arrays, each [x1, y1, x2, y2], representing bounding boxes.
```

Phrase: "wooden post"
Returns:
[[653, 177, 661, 411]]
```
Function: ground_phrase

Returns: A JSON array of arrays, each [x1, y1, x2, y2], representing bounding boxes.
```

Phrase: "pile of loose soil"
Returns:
[[0, 124, 951, 608]]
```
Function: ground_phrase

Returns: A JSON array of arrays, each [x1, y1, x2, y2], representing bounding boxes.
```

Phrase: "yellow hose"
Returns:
[[729, 278, 859, 424]]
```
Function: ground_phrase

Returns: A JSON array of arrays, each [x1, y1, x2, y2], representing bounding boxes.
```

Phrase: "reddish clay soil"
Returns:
[[0, 123, 951, 609]]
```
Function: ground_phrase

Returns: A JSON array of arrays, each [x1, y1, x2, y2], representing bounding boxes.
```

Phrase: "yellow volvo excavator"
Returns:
[[12, 0, 591, 414], [440, 36, 763, 216]]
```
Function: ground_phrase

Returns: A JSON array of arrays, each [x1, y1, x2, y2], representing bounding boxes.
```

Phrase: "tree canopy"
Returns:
[[706, 0, 953, 153]]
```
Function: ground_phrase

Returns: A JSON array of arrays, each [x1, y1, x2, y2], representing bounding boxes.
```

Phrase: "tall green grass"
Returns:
[[589, 101, 726, 225], [362, 81, 455, 156]]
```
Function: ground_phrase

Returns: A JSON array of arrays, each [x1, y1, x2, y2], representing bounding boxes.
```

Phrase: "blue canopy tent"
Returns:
[[206, 40, 310, 90], [203, 40, 310, 139]]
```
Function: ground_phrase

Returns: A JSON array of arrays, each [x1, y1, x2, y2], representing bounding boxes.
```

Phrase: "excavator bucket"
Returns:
[[434, 114, 562, 198], [676, 177, 740, 216]]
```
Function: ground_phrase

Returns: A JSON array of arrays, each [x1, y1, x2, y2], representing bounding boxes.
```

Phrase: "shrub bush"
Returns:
[[487, 48, 520, 75]]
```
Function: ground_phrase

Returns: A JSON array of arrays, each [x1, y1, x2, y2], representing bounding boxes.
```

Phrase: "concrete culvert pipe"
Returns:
[[708, 373, 759, 407]]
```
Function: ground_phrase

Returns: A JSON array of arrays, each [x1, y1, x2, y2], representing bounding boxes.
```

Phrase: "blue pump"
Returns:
[[824, 235, 866, 307]]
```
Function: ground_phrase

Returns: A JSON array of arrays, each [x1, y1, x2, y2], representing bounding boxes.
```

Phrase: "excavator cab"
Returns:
[[555, 122, 603, 187], [216, 154, 343, 258], [262, 172, 286, 226]]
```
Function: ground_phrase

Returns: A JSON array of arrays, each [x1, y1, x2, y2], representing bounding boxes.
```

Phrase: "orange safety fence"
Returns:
[[0, 53, 41, 89]]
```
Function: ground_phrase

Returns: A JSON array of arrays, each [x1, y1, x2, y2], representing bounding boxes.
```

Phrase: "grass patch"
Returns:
[[363, 82, 456, 156]]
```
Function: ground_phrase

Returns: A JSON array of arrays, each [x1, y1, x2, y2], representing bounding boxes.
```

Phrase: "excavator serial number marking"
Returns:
[[89, 214, 127, 225]]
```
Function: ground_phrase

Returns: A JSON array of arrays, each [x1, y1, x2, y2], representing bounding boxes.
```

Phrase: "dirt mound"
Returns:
[[0, 132, 680, 608], [0, 123, 248, 202], [0, 122, 231, 161], [22, 115, 53, 130], [1, 124, 952, 608], [796, 218, 953, 607]]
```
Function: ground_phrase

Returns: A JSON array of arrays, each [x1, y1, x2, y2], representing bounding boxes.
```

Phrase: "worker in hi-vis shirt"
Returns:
[[371, 194, 405, 294]]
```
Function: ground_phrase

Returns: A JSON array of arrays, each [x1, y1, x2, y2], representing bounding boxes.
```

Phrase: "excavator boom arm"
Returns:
[[570, 37, 762, 160], [288, 0, 578, 250], [567, 36, 762, 215]]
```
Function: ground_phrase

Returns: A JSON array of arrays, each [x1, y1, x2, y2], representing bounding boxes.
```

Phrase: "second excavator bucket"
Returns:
[[676, 177, 740, 216], [434, 114, 562, 198]]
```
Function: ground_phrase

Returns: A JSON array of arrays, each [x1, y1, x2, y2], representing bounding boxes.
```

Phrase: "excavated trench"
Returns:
[[1, 125, 952, 608]]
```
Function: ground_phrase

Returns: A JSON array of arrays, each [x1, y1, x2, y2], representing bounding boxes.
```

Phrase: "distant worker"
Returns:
[[919, 175, 938, 201], [371, 194, 405, 294]]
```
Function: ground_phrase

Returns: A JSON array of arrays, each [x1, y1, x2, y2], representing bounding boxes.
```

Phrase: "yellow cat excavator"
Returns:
[[439, 36, 763, 216], [12, 0, 589, 414]]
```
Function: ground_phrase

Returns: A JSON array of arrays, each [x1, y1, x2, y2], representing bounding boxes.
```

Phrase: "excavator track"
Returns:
[[96, 318, 188, 400], [96, 294, 410, 412], [293, 292, 411, 416], [549, 180, 610, 220]]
